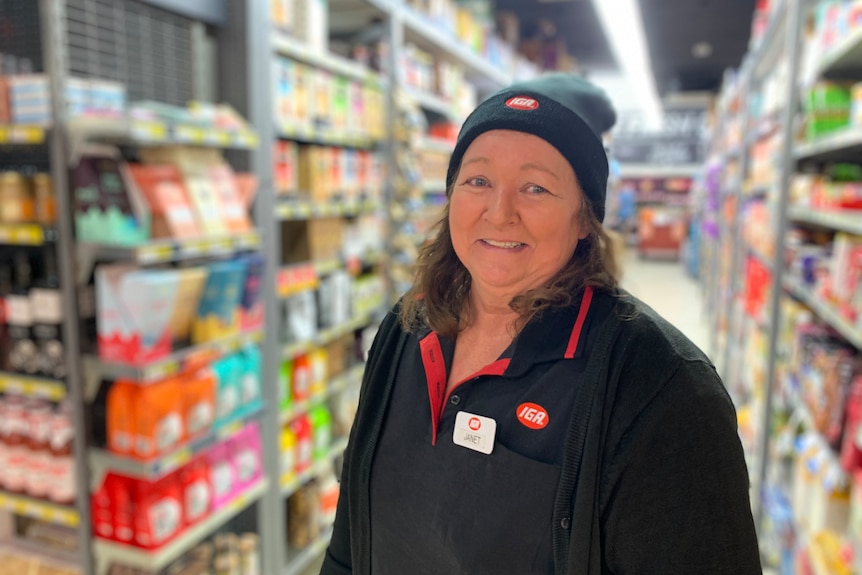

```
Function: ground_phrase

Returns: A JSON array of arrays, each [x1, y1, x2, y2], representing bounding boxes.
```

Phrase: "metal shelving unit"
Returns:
[[1, 1, 529, 573]]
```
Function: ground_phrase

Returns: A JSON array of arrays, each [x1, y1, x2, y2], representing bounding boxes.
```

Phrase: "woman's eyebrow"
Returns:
[[521, 162, 559, 180]]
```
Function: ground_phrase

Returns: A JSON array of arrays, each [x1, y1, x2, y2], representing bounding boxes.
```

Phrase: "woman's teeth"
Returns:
[[483, 240, 523, 248]]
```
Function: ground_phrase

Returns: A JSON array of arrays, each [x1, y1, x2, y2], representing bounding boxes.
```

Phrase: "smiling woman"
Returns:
[[320, 73, 762, 575]]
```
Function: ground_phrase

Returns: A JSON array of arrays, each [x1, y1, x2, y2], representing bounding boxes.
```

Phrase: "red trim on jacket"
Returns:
[[565, 286, 594, 359], [420, 333, 447, 446]]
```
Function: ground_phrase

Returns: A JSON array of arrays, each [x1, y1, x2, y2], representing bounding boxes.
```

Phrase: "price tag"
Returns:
[[179, 239, 207, 257], [237, 132, 259, 148], [206, 130, 231, 146], [237, 232, 260, 249], [161, 447, 192, 475], [210, 238, 233, 253], [228, 490, 250, 514], [218, 419, 243, 440], [4, 377, 24, 395], [145, 359, 179, 382], [11, 125, 44, 144], [298, 204, 313, 218], [0, 126, 8, 143], [138, 244, 174, 264], [133, 120, 168, 142], [175, 125, 200, 143]]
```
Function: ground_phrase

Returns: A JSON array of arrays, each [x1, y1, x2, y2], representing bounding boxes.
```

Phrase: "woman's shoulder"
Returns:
[[600, 289, 711, 366]]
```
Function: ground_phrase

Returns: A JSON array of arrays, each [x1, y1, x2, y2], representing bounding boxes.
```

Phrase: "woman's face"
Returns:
[[449, 130, 589, 299]]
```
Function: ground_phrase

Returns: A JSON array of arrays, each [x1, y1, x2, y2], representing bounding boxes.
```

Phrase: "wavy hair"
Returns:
[[398, 189, 619, 338]]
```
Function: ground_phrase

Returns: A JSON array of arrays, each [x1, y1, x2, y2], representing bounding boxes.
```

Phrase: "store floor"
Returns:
[[298, 252, 709, 574]]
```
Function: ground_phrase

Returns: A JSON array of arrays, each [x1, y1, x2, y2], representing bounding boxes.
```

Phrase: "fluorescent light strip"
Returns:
[[591, 0, 663, 130]]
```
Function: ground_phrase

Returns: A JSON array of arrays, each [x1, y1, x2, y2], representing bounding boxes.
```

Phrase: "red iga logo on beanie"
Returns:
[[505, 96, 539, 111]]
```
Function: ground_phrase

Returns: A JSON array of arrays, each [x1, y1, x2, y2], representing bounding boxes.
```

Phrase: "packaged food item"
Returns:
[[240, 533, 261, 575], [0, 171, 35, 223], [238, 253, 265, 331], [280, 425, 298, 484], [308, 348, 329, 398], [318, 468, 340, 528], [48, 401, 75, 505], [238, 345, 263, 409], [212, 354, 243, 427], [287, 482, 320, 549], [207, 442, 236, 510], [292, 355, 312, 403], [32, 173, 55, 225], [3, 395, 29, 493], [291, 414, 313, 475], [96, 265, 180, 364], [24, 399, 53, 498], [167, 267, 208, 345], [133, 474, 183, 549], [134, 376, 185, 459], [230, 422, 262, 491], [107, 381, 137, 455], [279, 359, 294, 411], [127, 164, 200, 238], [179, 456, 211, 527], [192, 260, 246, 344], [209, 164, 252, 233], [183, 368, 217, 439], [309, 404, 333, 461]]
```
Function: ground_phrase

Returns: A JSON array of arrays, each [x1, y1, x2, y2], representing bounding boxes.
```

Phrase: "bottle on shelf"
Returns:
[[48, 400, 75, 505], [31, 246, 65, 380], [0, 171, 35, 224], [6, 250, 36, 374], [24, 398, 53, 499], [32, 173, 56, 226], [2, 394, 29, 493]]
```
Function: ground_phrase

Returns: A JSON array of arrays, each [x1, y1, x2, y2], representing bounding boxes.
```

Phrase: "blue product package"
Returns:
[[193, 259, 247, 342], [239, 344, 263, 411], [212, 353, 243, 426]]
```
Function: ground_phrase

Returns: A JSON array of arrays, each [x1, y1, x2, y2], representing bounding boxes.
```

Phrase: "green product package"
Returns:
[[309, 404, 333, 461]]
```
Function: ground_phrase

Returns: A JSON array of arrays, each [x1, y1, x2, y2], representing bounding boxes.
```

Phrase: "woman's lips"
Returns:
[[480, 239, 526, 249]]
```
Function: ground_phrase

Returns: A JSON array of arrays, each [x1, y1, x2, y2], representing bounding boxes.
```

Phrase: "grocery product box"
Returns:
[[239, 253, 266, 331], [275, 139, 300, 195], [192, 260, 246, 344], [127, 164, 200, 239], [280, 217, 344, 264], [96, 265, 180, 364], [295, 0, 329, 53], [72, 146, 151, 246]]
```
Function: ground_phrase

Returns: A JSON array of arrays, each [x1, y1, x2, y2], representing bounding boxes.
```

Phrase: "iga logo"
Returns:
[[468, 417, 482, 431], [516, 403, 549, 429], [506, 96, 539, 111]]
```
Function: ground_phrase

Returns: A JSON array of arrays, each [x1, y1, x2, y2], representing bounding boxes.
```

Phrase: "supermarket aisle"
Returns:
[[620, 251, 711, 358]]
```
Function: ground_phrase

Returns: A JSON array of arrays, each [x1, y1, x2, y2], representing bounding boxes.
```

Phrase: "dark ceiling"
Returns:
[[495, 0, 756, 95]]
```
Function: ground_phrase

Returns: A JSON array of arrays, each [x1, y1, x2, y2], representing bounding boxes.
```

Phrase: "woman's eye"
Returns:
[[526, 184, 550, 195], [464, 177, 489, 187]]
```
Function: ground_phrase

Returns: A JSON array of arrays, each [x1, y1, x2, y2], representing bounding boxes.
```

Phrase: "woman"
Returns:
[[321, 74, 761, 575]]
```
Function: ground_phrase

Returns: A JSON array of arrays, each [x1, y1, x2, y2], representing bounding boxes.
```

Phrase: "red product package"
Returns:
[[91, 472, 135, 544], [179, 456, 212, 527], [133, 474, 184, 550], [291, 414, 314, 475]]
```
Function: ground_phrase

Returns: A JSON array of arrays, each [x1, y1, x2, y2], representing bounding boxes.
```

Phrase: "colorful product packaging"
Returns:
[[192, 260, 246, 344]]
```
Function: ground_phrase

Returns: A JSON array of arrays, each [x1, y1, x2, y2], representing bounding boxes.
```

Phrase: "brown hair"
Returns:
[[398, 192, 619, 338]]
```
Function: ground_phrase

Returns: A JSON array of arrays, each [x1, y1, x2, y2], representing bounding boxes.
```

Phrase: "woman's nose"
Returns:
[[483, 187, 518, 226]]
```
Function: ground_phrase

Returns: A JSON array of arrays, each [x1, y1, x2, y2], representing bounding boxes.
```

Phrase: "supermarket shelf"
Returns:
[[783, 279, 862, 349], [93, 479, 268, 575], [285, 526, 335, 575], [793, 127, 862, 162], [280, 363, 365, 426], [0, 491, 79, 527], [787, 206, 862, 235], [400, 6, 510, 88], [83, 328, 264, 384], [277, 121, 377, 149], [404, 86, 454, 118], [282, 437, 350, 497], [273, 31, 381, 84], [277, 254, 384, 297], [813, 26, 862, 80], [67, 116, 259, 152], [618, 164, 701, 178], [0, 124, 46, 145], [283, 314, 378, 361], [77, 230, 261, 266], [276, 198, 379, 220], [0, 372, 66, 401], [0, 224, 58, 246], [89, 403, 264, 483], [752, 0, 788, 80]]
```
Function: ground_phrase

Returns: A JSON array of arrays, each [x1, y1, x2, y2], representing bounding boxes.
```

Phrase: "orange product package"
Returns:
[[209, 164, 252, 233], [107, 381, 139, 455], [127, 164, 201, 238], [182, 368, 217, 440], [134, 376, 185, 460]]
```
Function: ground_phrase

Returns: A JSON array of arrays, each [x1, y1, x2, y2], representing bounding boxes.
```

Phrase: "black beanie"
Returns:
[[446, 73, 617, 222]]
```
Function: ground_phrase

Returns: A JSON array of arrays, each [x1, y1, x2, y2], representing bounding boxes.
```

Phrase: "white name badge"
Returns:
[[453, 411, 497, 455]]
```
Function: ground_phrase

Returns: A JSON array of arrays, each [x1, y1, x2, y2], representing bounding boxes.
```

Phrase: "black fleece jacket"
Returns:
[[320, 289, 762, 575]]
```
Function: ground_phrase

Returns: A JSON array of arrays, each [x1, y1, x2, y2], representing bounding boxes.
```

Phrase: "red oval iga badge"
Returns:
[[505, 96, 540, 111], [516, 402, 549, 429]]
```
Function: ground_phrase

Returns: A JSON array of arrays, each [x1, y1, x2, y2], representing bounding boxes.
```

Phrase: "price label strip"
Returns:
[[138, 244, 174, 264]]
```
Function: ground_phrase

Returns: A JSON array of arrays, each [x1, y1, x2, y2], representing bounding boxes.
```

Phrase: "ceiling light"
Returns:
[[692, 42, 713, 58], [590, 0, 663, 130]]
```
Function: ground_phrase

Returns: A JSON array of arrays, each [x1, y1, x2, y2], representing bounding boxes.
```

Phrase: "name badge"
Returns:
[[453, 411, 496, 455]]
